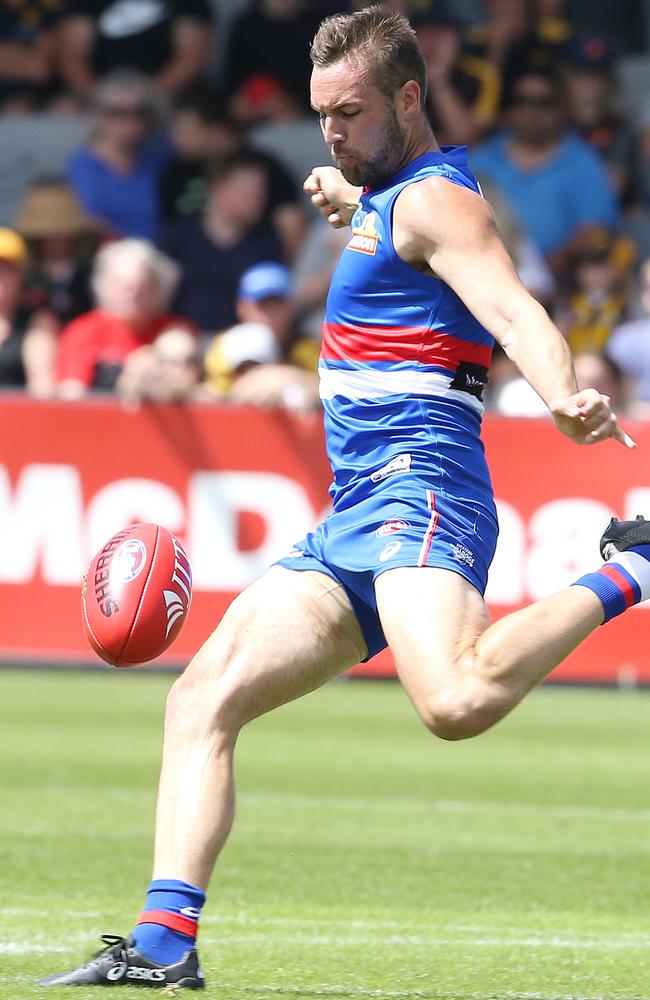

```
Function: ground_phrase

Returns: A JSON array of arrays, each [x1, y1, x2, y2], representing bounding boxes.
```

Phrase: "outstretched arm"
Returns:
[[393, 177, 634, 449]]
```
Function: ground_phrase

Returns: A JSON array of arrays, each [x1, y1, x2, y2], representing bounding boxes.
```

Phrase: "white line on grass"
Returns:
[[209, 983, 635, 1000], [434, 799, 650, 822], [199, 915, 650, 948], [0, 943, 70, 955], [240, 792, 650, 823], [0, 907, 101, 918], [198, 932, 649, 951]]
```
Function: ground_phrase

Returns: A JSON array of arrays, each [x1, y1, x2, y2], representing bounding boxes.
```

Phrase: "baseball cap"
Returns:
[[237, 262, 292, 302], [0, 228, 27, 266], [216, 322, 280, 371], [565, 35, 614, 72]]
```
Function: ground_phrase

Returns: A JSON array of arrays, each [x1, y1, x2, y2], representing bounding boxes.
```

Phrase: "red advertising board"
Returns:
[[1, 394, 648, 683]]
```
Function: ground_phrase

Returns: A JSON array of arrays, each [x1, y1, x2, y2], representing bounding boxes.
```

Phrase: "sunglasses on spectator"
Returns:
[[100, 104, 151, 119], [511, 94, 558, 109]]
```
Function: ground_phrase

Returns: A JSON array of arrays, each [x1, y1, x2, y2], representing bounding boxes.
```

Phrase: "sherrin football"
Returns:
[[81, 523, 192, 668]]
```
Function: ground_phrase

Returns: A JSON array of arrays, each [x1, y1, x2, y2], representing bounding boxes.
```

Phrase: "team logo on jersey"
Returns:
[[347, 210, 379, 255], [376, 519, 410, 538]]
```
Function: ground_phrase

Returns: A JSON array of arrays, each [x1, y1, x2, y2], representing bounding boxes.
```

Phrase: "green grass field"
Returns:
[[1, 668, 650, 1000]]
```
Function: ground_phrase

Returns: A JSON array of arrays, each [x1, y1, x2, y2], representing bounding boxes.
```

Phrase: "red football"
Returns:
[[81, 523, 192, 668]]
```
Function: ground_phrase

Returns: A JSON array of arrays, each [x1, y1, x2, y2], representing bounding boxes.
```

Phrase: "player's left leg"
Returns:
[[376, 518, 650, 740]]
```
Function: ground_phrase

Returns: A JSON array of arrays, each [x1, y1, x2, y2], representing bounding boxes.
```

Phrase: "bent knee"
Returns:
[[416, 691, 503, 741], [164, 656, 252, 741]]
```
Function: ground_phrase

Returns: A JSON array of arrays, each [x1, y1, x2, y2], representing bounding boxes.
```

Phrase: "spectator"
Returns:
[[479, 177, 554, 304], [160, 87, 307, 259], [57, 0, 213, 102], [624, 101, 650, 260], [292, 217, 350, 338], [56, 238, 194, 397], [66, 69, 171, 240], [414, 13, 495, 145], [0, 227, 59, 396], [223, 0, 325, 124], [0, 0, 63, 112], [463, 0, 572, 95], [606, 258, 650, 413], [562, 35, 634, 197], [117, 326, 210, 404], [573, 351, 630, 411], [204, 263, 319, 409], [553, 229, 634, 355], [469, 68, 619, 277], [15, 177, 103, 325], [158, 154, 284, 332]]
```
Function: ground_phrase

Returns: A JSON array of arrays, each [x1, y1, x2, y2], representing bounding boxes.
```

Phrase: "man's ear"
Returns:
[[398, 79, 422, 119]]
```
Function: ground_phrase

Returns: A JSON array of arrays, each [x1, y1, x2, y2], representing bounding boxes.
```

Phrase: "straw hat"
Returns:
[[14, 180, 103, 238]]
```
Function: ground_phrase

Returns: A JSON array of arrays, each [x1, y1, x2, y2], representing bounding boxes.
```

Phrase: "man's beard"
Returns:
[[333, 106, 407, 188]]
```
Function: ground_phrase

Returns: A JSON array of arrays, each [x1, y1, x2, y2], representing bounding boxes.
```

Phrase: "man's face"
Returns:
[[208, 167, 268, 226], [310, 58, 409, 188], [100, 259, 160, 325], [508, 76, 564, 147], [97, 87, 151, 150], [238, 296, 292, 339]]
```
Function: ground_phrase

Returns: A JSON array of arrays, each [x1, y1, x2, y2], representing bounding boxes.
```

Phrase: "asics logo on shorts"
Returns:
[[379, 540, 402, 562]]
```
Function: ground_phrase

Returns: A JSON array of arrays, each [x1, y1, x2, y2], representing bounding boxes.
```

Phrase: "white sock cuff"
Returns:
[[610, 550, 650, 603]]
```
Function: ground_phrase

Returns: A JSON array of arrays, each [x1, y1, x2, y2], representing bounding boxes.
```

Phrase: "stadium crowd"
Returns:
[[2, 0, 650, 417]]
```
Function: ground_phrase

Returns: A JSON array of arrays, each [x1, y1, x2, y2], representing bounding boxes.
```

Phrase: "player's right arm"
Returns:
[[303, 167, 361, 228]]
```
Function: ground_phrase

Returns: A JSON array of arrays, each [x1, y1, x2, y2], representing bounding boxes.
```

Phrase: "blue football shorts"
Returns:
[[275, 470, 499, 660]]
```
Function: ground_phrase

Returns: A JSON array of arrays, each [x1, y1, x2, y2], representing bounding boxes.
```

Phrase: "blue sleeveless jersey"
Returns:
[[320, 147, 495, 506]]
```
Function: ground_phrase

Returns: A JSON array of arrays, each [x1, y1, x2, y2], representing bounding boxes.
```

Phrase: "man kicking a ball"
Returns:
[[42, 5, 649, 989]]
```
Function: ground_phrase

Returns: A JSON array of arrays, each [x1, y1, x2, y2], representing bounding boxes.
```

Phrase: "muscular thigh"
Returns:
[[375, 567, 491, 713], [184, 566, 367, 727]]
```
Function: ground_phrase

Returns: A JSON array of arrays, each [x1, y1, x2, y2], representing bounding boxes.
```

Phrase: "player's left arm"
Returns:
[[394, 177, 634, 448]]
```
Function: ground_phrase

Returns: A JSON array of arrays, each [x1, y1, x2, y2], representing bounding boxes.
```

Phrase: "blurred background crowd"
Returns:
[[3, 0, 650, 417]]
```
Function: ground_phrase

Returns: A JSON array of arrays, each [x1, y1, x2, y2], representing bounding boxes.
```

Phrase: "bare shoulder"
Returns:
[[393, 176, 496, 259]]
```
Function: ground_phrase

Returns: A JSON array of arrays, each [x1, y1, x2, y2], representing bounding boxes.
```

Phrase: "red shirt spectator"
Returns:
[[57, 237, 194, 396], [57, 308, 192, 391]]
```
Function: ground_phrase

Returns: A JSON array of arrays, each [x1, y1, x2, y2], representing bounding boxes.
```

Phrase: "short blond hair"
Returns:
[[310, 5, 428, 109]]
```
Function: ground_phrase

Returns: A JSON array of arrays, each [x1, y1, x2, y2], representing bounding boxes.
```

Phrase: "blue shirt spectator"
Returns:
[[67, 136, 171, 240], [66, 68, 171, 240], [468, 69, 619, 269], [470, 130, 618, 258]]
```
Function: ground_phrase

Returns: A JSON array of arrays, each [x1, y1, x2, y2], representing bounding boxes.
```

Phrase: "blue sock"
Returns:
[[572, 544, 650, 622], [133, 879, 205, 965]]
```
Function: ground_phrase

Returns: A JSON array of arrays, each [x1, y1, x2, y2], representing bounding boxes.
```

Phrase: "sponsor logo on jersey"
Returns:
[[347, 210, 379, 255], [370, 453, 411, 483], [379, 540, 402, 562], [180, 907, 202, 919], [112, 539, 147, 583], [376, 519, 410, 538], [449, 361, 489, 401], [451, 542, 475, 567]]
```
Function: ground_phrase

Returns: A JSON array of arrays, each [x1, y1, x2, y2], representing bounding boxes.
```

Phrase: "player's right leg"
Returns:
[[39, 565, 366, 989], [151, 565, 366, 889]]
